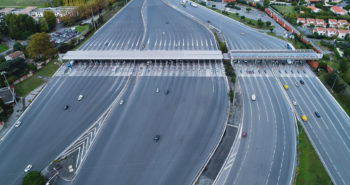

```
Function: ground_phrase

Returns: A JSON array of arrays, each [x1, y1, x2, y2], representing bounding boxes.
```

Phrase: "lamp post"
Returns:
[[330, 70, 339, 93]]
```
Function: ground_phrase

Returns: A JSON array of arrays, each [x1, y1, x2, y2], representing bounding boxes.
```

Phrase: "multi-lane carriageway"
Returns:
[[225, 60, 350, 185]]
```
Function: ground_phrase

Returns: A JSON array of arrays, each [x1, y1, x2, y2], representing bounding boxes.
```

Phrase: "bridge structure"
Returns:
[[229, 49, 323, 63]]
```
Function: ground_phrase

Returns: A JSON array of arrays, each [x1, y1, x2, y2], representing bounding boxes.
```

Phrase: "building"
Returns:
[[330, 6, 347, 15], [307, 6, 320, 13], [338, 29, 349, 39], [338, 20, 348, 29], [5, 51, 25, 61], [13, 6, 36, 15], [297, 18, 306, 26], [327, 28, 337, 37], [31, 7, 75, 18], [0, 87, 15, 105], [306, 18, 316, 26], [313, 27, 327, 35], [316, 19, 326, 27], [0, 8, 15, 16], [306, 0, 320, 3], [328, 19, 338, 28]]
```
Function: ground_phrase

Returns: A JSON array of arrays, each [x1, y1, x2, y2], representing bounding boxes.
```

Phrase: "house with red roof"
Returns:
[[306, 18, 316, 26], [338, 30, 349, 39], [316, 19, 326, 27], [297, 18, 306, 26], [307, 6, 320, 13], [327, 28, 337, 37], [330, 6, 347, 15], [338, 20, 349, 29], [328, 19, 338, 28], [313, 27, 327, 36]]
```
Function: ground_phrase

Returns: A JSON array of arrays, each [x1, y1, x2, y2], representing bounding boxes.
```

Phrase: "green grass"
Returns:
[[75, 24, 89, 33], [0, 43, 8, 53], [15, 60, 61, 96], [296, 121, 333, 185], [212, 8, 274, 30], [0, 0, 49, 7], [272, 5, 296, 17]]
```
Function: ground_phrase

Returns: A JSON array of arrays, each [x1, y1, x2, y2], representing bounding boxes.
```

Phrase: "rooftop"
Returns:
[[331, 6, 346, 14], [0, 87, 15, 104], [229, 50, 322, 60], [63, 50, 223, 60]]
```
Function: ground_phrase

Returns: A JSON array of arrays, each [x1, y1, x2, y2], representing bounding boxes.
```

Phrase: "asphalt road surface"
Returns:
[[274, 64, 350, 185], [214, 63, 296, 185], [0, 74, 129, 185], [79, 0, 217, 51], [69, 73, 228, 185], [167, 0, 287, 50]]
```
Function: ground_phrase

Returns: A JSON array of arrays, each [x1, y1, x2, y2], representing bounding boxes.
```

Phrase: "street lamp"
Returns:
[[330, 70, 339, 93]]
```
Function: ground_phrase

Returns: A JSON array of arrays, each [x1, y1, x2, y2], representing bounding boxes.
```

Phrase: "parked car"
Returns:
[[14, 121, 22, 128]]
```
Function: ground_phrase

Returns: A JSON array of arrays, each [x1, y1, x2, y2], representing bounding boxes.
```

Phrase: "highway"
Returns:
[[274, 64, 350, 185], [214, 63, 296, 185], [166, 0, 287, 50], [79, 0, 217, 51], [0, 73, 129, 185], [68, 62, 228, 185]]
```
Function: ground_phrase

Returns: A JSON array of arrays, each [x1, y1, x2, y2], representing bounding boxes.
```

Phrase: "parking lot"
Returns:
[[50, 28, 80, 46]]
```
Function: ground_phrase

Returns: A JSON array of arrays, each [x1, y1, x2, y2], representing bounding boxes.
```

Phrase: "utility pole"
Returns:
[[90, 4, 97, 31]]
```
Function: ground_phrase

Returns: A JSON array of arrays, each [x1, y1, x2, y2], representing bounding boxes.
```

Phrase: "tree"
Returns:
[[5, 14, 38, 40], [344, 48, 350, 57], [39, 18, 49, 32], [22, 171, 46, 185], [257, 19, 264, 27], [53, 0, 63, 6], [263, 0, 270, 8], [270, 27, 274, 32], [246, 7, 251, 13], [13, 42, 25, 52], [266, 21, 271, 26], [240, 16, 245, 20], [43, 11, 56, 31], [26, 32, 57, 60]]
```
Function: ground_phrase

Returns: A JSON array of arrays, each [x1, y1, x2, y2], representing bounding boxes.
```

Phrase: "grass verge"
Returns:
[[295, 121, 333, 185], [0, 43, 8, 53], [0, 0, 48, 7], [15, 60, 61, 96], [74, 24, 89, 33]]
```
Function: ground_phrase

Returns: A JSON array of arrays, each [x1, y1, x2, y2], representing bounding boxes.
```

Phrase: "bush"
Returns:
[[22, 171, 46, 185], [229, 89, 234, 103]]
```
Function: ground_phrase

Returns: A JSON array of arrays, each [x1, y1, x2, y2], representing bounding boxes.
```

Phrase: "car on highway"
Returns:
[[154, 135, 160, 142], [64, 105, 69, 110], [315, 111, 321, 118], [300, 80, 304, 85], [301, 115, 308, 122], [77, 94, 84, 101], [292, 101, 297, 106], [14, 120, 22, 128], [165, 90, 170, 95], [191, 2, 198, 7], [24, 164, 32, 172], [295, 82, 299, 87], [284, 84, 289, 90], [156, 88, 159, 93], [120, 100, 124, 105], [251, 94, 256, 101], [242, 132, 247, 137]]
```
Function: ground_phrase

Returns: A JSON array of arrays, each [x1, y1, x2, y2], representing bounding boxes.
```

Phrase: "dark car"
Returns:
[[315, 111, 320, 118], [64, 105, 70, 110], [300, 80, 304, 85], [165, 90, 170, 95], [154, 135, 160, 142], [242, 132, 247, 137]]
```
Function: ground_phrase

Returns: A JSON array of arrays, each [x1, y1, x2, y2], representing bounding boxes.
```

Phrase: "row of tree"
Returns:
[[0, 11, 57, 40]]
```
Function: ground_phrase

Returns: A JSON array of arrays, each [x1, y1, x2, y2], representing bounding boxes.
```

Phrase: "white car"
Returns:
[[77, 94, 83, 101], [191, 2, 198, 7], [24, 164, 32, 172], [293, 101, 297, 106], [251, 94, 256, 101], [14, 121, 22, 128], [120, 100, 124, 105], [156, 88, 160, 93]]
